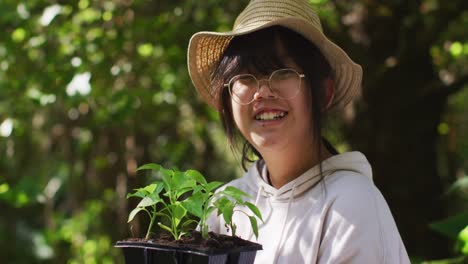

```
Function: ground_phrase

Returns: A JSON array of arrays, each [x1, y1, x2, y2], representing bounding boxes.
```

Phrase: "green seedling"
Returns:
[[212, 186, 263, 239], [126, 181, 164, 239], [126, 163, 263, 241]]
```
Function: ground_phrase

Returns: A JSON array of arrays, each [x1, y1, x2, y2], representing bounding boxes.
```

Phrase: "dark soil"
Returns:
[[123, 231, 261, 253]]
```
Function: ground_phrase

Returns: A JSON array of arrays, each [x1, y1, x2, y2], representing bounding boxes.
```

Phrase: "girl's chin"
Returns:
[[250, 134, 290, 153]]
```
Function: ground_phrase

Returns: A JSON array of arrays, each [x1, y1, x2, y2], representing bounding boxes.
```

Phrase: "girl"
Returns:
[[188, 0, 410, 263]]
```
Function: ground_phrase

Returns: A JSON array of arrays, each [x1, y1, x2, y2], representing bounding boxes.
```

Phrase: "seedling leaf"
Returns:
[[176, 187, 194, 199], [220, 200, 235, 224], [182, 192, 205, 218], [244, 202, 263, 222], [222, 186, 251, 202], [161, 169, 173, 189], [126, 183, 158, 198], [128, 207, 145, 223], [137, 196, 160, 208], [248, 216, 259, 239], [137, 163, 161, 171], [185, 170, 207, 185], [206, 181, 223, 192], [170, 203, 187, 228]]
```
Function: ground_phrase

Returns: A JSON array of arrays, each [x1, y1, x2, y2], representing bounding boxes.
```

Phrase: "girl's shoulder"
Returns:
[[320, 170, 388, 220], [318, 170, 409, 263]]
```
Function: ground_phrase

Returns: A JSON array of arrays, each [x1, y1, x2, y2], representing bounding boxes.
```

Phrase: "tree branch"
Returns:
[[423, 74, 468, 99], [444, 74, 468, 97]]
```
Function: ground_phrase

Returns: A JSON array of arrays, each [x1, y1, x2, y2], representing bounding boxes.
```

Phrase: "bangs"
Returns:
[[214, 26, 290, 82]]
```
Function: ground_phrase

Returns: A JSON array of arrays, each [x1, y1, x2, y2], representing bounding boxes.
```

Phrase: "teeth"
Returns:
[[255, 111, 286, 121]]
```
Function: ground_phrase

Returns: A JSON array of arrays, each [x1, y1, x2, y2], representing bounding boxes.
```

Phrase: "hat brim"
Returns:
[[188, 17, 362, 111]]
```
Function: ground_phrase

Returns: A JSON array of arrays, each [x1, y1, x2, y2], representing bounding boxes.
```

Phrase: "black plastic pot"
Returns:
[[115, 241, 262, 264]]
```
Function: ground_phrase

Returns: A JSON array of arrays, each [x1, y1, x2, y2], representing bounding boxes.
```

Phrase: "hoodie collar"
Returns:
[[247, 151, 372, 202]]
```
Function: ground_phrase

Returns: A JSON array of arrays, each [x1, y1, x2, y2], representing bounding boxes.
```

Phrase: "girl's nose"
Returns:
[[253, 79, 277, 101]]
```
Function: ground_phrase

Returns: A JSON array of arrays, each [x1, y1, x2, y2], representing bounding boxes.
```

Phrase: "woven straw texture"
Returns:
[[188, 0, 362, 111]]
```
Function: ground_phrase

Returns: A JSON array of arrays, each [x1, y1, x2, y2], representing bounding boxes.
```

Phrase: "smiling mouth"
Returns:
[[254, 111, 288, 121]]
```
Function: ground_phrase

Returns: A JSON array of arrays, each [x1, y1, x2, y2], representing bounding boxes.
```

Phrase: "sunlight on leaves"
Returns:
[[71, 57, 82, 67], [0, 119, 13, 137], [66, 72, 92, 96], [12, 28, 26, 42], [137, 43, 154, 57], [40, 4, 62, 26], [16, 191, 30, 207], [28, 36, 46, 47], [17, 3, 30, 19], [438, 122, 449, 135], [450, 42, 463, 57], [0, 183, 9, 194], [102, 11, 112, 21], [33, 232, 53, 259], [459, 226, 468, 254], [78, 0, 90, 10]]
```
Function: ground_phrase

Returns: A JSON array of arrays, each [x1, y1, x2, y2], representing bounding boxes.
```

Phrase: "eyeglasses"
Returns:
[[224, 68, 305, 105]]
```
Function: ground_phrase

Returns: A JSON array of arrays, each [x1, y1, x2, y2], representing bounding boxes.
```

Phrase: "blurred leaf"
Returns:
[[430, 213, 468, 239]]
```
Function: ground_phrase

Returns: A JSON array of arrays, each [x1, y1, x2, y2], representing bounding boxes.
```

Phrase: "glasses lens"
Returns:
[[270, 69, 301, 99], [229, 75, 257, 104]]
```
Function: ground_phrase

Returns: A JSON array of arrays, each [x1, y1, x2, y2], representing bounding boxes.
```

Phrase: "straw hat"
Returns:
[[188, 0, 362, 111]]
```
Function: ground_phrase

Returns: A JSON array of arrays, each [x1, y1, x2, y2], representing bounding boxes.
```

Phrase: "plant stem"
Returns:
[[145, 206, 157, 239], [200, 218, 206, 238], [170, 207, 178, 240], [201, 207, 208, 239]]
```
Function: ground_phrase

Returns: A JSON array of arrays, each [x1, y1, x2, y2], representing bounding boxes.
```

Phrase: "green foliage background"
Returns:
[[0, 0, 466, 263]]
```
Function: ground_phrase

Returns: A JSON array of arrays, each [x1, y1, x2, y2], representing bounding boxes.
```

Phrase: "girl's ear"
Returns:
[[323, 78, 335, 111]]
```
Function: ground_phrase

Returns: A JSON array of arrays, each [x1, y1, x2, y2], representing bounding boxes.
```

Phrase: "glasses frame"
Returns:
[[223, 68, 306, 105]]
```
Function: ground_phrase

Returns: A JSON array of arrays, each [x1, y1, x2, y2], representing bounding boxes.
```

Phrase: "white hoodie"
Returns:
[[208, 151, 410, 264]]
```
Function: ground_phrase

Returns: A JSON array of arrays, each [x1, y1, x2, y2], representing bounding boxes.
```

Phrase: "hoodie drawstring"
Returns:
[[273, 183, 297, 263], [254, 185, 264, 208]]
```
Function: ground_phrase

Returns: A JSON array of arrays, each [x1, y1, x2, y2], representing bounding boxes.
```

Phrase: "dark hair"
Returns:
[[211, 26, 337, 171]]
